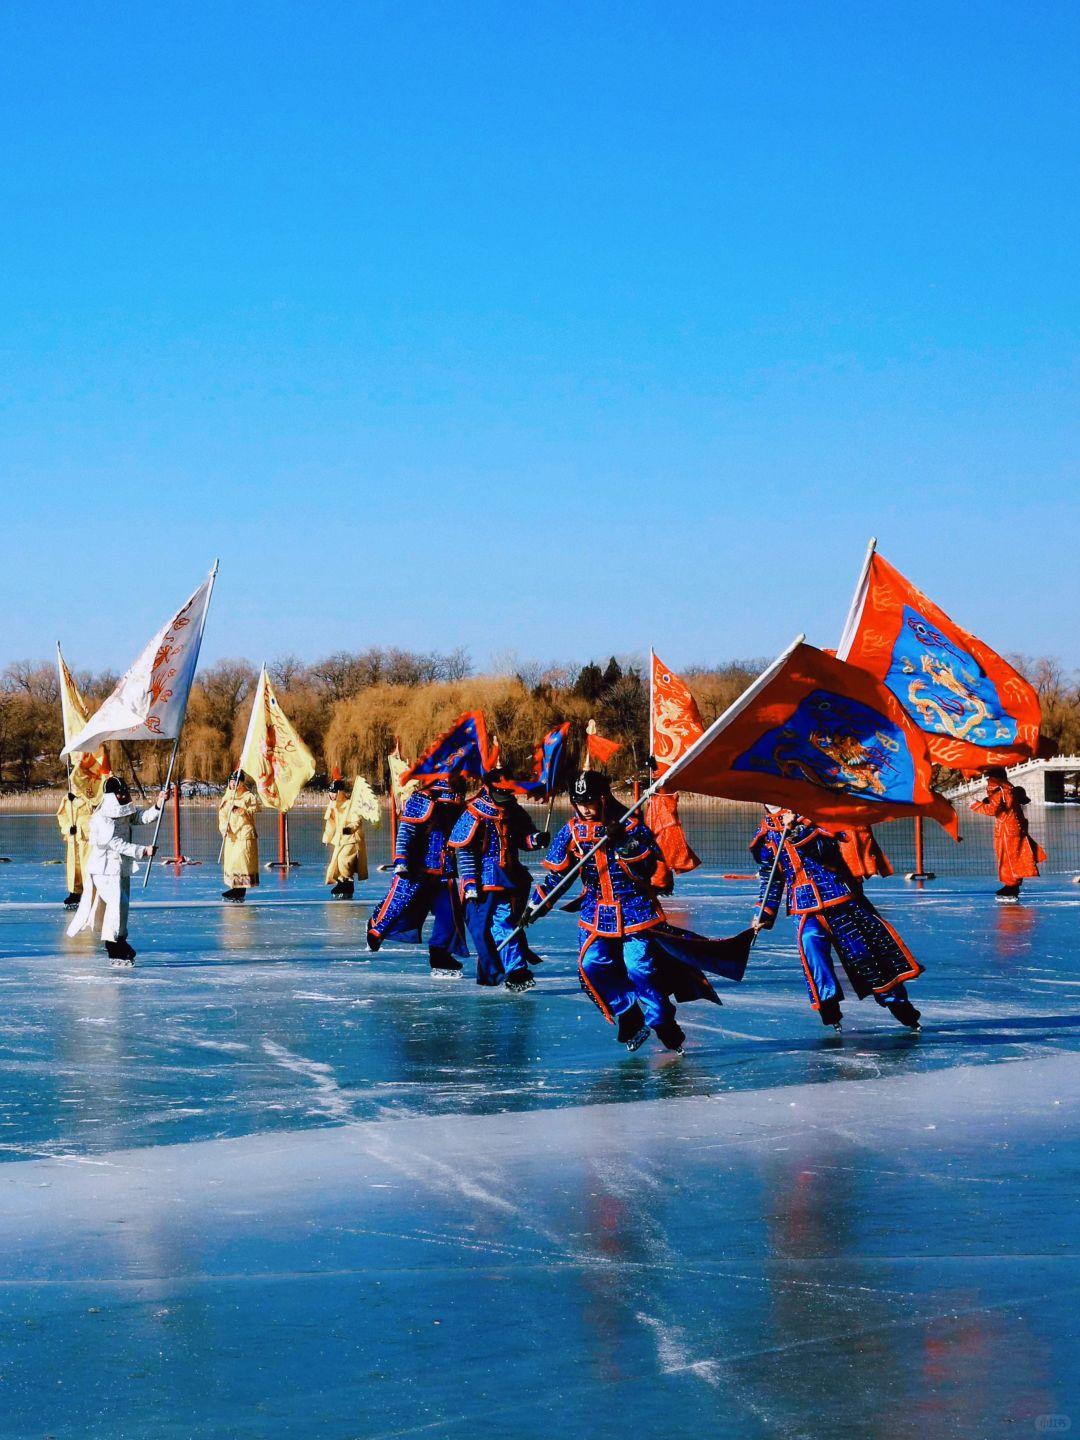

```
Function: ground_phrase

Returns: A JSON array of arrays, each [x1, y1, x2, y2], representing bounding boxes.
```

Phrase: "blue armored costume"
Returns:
[[367, 779, 469, 975], [532, 772, 753, 1052], [449, 780, 547, 989], [751, 812, 923, 1030]]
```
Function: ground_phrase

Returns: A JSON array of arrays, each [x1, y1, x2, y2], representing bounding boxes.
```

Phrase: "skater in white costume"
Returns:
[[67, 776, 167, 966]]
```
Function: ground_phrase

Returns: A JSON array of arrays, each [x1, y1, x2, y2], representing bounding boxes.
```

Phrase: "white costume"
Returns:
[[67, 793, 161, 944]]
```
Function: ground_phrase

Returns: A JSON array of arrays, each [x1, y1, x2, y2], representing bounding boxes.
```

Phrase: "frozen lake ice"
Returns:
[[0, 856, 1077, 1437]]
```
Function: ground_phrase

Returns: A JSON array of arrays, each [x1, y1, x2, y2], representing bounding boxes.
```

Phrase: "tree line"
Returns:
[[1, 648, 1078, 794]]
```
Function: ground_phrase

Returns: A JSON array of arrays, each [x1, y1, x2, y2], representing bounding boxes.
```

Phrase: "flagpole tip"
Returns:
[[867, 536, 877, 553]]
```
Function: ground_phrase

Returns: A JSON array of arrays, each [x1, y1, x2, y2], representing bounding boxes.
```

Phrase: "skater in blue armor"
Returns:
[[448, 768, 549, 992], [531, 771, 753, 1053], [750, 807, 923, 1031], [366, 768, 469, 977]]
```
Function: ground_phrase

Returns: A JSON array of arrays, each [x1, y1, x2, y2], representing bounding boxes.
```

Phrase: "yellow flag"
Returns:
[[238, 669, 316, 812], [348, 775, 382, 828], [56, 644, 107, 803], [388, 752, 418, 809]]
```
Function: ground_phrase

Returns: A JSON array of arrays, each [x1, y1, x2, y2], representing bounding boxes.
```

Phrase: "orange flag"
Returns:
[[837, 544, 1040, 769], [649, 650, 705, 776], [585, 719, 621, 767]]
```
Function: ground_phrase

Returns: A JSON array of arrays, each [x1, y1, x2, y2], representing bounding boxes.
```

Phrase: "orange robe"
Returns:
[[837, 826, 893, 880], [645, 793, 701, 875], [969, 779, 1046, 883]]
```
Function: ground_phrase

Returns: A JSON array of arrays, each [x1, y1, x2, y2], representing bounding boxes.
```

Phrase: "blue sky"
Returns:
[[2, 1, 1077, 674]]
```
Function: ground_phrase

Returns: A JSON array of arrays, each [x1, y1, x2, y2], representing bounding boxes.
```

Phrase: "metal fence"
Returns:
[[3, 787, 1079, 879]]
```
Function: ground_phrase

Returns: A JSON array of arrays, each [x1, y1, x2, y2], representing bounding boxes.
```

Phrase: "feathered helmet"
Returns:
[[328, 766, 349, 794], [568, 770, 609, 808]]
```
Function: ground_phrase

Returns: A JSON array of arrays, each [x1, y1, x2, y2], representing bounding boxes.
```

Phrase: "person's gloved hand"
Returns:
[[462, 883, 479, 903], [393, 863, 410, 879], [68, 825, 77, 836], [342, 826, 354, 835], [533, 830, 551, 847]]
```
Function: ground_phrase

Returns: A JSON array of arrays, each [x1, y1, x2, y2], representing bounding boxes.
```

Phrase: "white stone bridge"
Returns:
[[945, 755, 1080, 805]]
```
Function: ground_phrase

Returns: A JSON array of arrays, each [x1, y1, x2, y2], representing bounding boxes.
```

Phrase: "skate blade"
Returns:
[[624, 1026, 650, 1052], [430, 969, 463, 980]]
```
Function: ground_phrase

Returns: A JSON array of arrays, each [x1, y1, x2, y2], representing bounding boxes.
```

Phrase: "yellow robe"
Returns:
[[322, 797, 369, 884], [218, 790, 260, 887], [56, 795, 93, 895]]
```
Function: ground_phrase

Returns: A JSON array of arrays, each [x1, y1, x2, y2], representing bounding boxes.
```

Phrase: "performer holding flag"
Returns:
[[366, 712, 488, 977], [323, 770, 379, 898], [60, 564, 218, 892], [219, 771, 261, 901], [67, 771, 169, 966], [530, 770, 752, 1053]]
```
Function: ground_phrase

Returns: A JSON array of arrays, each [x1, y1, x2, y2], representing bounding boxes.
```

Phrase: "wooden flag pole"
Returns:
[[142, 560, 219, 889]]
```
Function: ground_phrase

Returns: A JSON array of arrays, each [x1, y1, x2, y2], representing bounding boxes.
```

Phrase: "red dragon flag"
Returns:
[[239, 667, 316, 812], [649, 649, 705, 775], [60, 566, 217, 757], [836, 542, 1040, 769], [657, 636, 957, 835]]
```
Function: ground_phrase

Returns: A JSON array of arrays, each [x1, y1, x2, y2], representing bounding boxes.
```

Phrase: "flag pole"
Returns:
[[498, 636, 807, 954], [142, 560, 219, 889], [835, 536, 877, 660]]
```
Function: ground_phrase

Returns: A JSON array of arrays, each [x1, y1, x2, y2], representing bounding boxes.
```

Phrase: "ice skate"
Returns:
[[888, 998, 922, 1031], [62, 892, 81, 910], [221, 887, 246, 903], [617, 1004, 650, 1052], [818, 996, 843, 1031], [505, 968, 536, 993], [653, 1019, 686, 1054], [430, 960, 464, 979]]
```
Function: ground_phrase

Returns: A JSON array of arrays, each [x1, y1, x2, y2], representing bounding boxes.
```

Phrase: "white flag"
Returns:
[[61, 567, 217, 756]]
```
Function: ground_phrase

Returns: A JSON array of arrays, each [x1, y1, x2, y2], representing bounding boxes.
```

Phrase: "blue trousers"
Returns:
[[579, 932, 676, 1028], [798, 913, 910, 1010], [465, 894, 537, 986], [368, 875, 468, 962]]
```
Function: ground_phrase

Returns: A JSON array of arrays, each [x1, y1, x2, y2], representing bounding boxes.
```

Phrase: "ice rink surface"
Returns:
[[0, 859, 1077, 1437]]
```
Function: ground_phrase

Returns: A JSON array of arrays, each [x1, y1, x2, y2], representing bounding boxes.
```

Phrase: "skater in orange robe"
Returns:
[[969, 768, 1046, 900]]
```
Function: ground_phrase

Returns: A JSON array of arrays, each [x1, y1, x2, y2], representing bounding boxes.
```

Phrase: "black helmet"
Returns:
[[329, 779, 349, 794], [104, 776, 131, 802], [568, 770, 609, 808]]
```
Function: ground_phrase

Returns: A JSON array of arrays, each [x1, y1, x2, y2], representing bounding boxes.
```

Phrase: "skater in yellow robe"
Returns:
[[56, 791, 94, 907], [218, 770, 260, 901], [322, 774, 377, 898]]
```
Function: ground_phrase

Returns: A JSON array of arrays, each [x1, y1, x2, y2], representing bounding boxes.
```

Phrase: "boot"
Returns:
[[429, 947, 463, 978], [340, 880, 355, 899], [106, 940, 135, 968], [888, 998, 922, 1031], [366, 926, 383, 953], [653, 1019, 686, 1054], [63, 891, 81, 909], [995, 883, 1021, 902], [505, 968, 536, 993], [818, 996, 843, 1030], [221, 887, 246, 902], [617, 1003, 650, 1052]]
